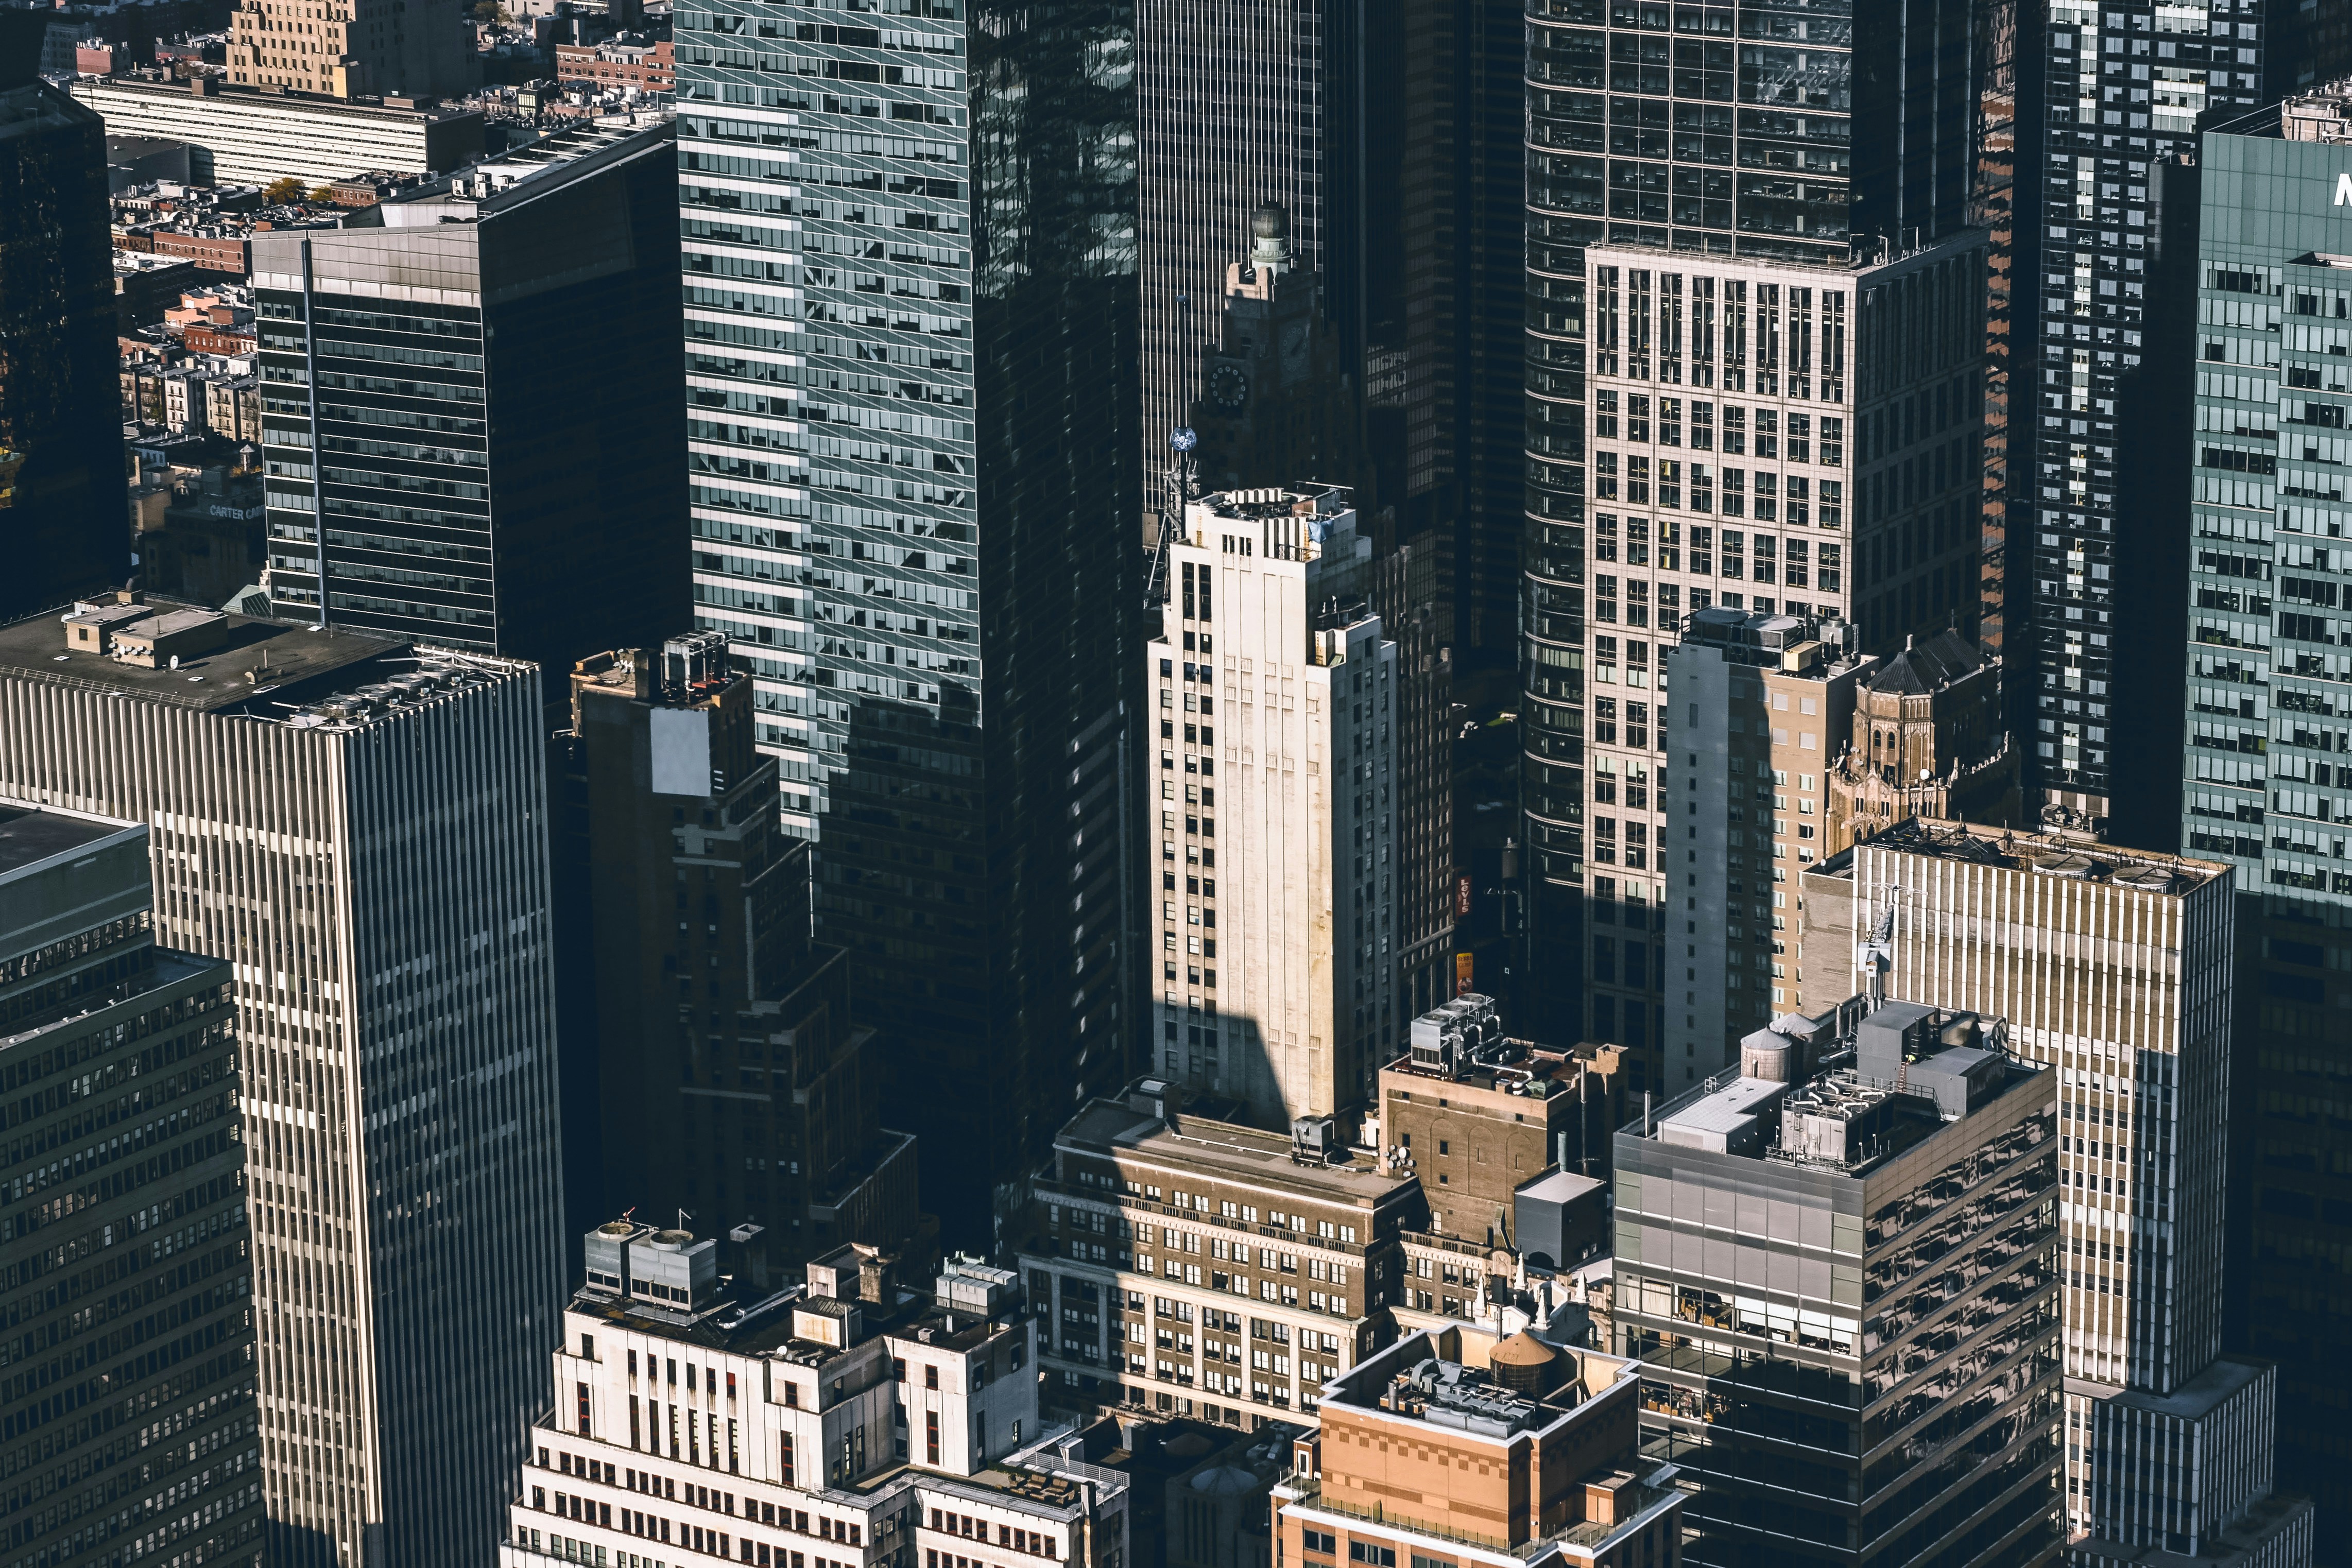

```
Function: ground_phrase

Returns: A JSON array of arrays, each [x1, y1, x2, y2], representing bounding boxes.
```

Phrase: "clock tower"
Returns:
[[1188, 203, 1366, 494]]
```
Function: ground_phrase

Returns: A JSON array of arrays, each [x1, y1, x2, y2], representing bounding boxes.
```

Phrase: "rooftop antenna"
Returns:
[[1863, 883, 1900, 1008], [1145, 426, 1197, 609]]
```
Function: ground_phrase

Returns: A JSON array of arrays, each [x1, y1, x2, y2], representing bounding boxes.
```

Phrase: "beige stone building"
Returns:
[[1020, 1083, 1422, 1432], [1822, 627, 2017, 854]]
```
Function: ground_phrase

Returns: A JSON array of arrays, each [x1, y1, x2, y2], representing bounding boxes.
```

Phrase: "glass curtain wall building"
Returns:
[[674, 0, 1140, 1244], [2178, 99, 2352, 1546], [2019, 0, 2268, 836], [253, 120, 689, 682], [1520, 0, 1990, 1049]]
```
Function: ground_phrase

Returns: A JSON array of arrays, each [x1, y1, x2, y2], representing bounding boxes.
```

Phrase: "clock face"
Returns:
[[1210, 363, 1249, 412]]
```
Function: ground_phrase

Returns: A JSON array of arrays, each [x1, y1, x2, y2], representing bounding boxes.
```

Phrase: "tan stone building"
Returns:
[[228, 0, 471, 102], [1272, 1327, 1680, 1568], [1021, 1083, 1424, 1433], [1823, 627, 2017, 854]]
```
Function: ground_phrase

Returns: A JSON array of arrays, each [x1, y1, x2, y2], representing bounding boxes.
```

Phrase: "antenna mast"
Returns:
[[1145, 426, 1197, 608]]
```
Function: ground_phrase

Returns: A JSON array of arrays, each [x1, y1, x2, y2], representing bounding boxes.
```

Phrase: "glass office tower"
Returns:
[[675, 0, 1141, 1243], [2179, 95, 2352, 1547]]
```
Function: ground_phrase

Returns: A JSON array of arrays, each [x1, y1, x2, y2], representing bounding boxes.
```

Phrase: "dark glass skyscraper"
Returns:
[[1135, 0, 1366, 497], [1520, 0, 1994, 1043], [0, 36, 125, 616], [1, 806, 264, 1568], [253, 120, 688, 681], [676, 0, 1141, 1244]]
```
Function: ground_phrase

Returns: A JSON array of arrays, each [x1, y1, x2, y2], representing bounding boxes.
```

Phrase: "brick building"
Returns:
[[553, 35, 673, 93], [1272, 1328, 1680, 1568]]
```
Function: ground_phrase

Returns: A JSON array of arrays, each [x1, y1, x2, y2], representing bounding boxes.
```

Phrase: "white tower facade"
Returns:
[[1148, 485, 1397, 1129]]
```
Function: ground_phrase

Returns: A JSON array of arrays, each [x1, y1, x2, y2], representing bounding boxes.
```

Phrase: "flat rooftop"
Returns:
[[1815, 817, 2224, 893], [1054, 1099, 1411, 1206], [0, 601, 529, 729], [0, 805, 138, 880]]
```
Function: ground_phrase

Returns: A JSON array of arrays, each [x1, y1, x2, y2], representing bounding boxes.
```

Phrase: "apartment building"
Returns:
[[1616, 996, 2063, 1567], [1800, 821, 2307, 1562], [0, 594, 566, 1568], [0, 806, 264, 1568], [1022, 1083, 1422, 1431], [226, 0, 469, 100], [500, 1234, 1129, 1568], [1150, 485, 1397, 1127], [1271, 1326, 1681, 1568], [1374, 993, 1606, 1248]]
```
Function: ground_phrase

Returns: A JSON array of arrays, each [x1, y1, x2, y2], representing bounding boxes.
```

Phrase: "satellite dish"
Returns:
[[1170, 426, 1199, 452]]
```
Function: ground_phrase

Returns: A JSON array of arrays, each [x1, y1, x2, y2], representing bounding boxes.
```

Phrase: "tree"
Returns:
[[471, 1, 511, 25], [263, 176, 306, 203]]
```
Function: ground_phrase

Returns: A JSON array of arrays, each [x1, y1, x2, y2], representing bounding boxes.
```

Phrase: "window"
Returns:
[[927, 1410, 941, 1464], [1302, 1532, 1337, 1559], [1349, 1546, 1396, 1567], [781, 1434, 795, 1487], [925, 1365, 940, 1390]]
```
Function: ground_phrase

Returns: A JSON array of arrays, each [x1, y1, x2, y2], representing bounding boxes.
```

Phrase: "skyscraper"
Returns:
[[0, 33, 125, 618], [2018, 0, 2271, 836], [1134, 0, 1364, 498], [1529, 231, 1991, 1059], [0, 595, 567, 1568], [1, 805, 265, 1568], [674, 0, 1140, 1244], [1148, 486, 1396, 1126], [2175, 92, 2352, 1545], [562, 631, 920, 1288], [1802, 820, 2310, 1562], [1519, 0, 1996, 1064], [253, 119, 688, 683]]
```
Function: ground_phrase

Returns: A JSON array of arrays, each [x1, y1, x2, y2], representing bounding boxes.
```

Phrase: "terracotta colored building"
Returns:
[[1273, 1327, 1680, 1568], [553, 36, 673, 93]]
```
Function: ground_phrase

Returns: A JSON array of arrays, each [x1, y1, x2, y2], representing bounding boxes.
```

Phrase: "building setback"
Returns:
[[0, 805, 264, 1568], [1615, 996, 2063, 1566], [499, 1234, 1129, 1568], [562, 632, 920, 1290], [0, 60, 125, 616], [2175, 91, 2352, 1548], [66, 78, 484, 189], [674, 0, 1141, 1247], [252, 118, 687, 679], [0, 596, 567, 1568], [1151, 486, 1396, 1127], [1801, 821, 2309, 1562]]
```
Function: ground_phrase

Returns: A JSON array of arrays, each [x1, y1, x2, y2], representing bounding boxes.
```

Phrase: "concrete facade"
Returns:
[[1149, 486, 1397, 1129], [0, 599, 566, 1568], [67, 78, 483, 188]]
